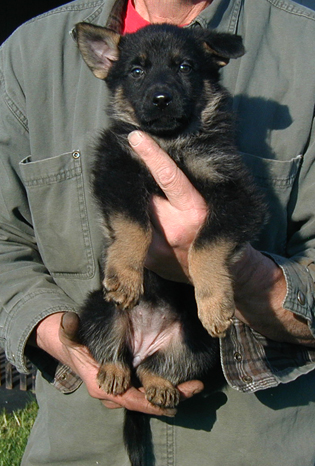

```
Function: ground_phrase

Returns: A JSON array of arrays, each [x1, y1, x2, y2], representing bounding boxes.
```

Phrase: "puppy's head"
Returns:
[[76, 23, 244, 136]]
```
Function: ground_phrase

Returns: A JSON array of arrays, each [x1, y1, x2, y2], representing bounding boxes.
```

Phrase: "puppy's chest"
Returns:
[[127, 303, 183, 367], [126, 135, 205, 187], [101, 127, 211, 188]]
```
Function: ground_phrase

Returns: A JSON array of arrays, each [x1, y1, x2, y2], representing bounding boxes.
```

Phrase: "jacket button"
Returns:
[[234, 352, 242, 361], [72, 150, 81, 159], [297, 291, 306, 305], [242, 375, 253, 384]]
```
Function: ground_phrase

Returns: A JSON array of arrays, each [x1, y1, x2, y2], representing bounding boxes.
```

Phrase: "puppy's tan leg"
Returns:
[[104, 214, 152, 309], [98, 362, 131, 395], [188, 239, 237, 338], [137, 368, 180, 409]]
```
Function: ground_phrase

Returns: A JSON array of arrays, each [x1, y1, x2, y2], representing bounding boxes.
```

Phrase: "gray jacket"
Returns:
[[3, 1, 315, 466], [0, 0, 315, 394]]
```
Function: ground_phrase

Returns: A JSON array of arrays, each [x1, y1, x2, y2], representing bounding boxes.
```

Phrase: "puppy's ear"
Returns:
[[201, 31, 245, 67], [75, 23, 121, 79]]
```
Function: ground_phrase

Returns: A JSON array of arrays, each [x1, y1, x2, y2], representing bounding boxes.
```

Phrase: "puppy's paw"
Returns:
[[197, 294, 235, 338], [97, 363, 131, 395], [103, 267, 144, 310], [146, 385, 180, 409]]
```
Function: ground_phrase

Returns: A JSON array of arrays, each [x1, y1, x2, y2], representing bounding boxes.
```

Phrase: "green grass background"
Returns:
[[0, 401, 38, 466]]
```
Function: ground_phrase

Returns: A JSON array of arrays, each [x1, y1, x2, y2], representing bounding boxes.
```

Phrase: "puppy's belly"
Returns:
[[129, 303, 183, 367]]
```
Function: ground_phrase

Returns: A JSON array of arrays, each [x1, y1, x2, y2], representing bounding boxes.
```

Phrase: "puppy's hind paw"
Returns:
[[97, 363, 131, 395], [146, 385, 180, 409]]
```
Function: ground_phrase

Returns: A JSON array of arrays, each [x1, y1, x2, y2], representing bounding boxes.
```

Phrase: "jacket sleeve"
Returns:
[[221, 113, 315, 393], [0, 44, 79, 375], [278, 112, 315, 333]]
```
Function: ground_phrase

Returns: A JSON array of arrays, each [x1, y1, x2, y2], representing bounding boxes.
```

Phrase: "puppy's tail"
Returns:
[[124, 410, 152, 466]]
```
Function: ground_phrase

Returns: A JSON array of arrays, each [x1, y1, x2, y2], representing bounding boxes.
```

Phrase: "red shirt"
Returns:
[[122, 0, 187, 34], [122, 0, 151, 34]]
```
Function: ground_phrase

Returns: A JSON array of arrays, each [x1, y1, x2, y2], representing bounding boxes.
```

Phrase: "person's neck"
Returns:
[[133, 0, 212, 26]]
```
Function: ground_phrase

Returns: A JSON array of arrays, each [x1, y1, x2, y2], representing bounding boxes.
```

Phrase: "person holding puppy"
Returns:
[[1, 0, 315, 465]]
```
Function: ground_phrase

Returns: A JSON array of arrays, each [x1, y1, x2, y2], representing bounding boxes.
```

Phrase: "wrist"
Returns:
[[232, 245, 287, 335], [34, 312, 67, 363], [232, 245, 286, 308], [232, 245, 315, 344]]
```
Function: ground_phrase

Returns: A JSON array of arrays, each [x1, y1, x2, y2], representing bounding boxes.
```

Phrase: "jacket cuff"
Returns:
[[264, 253, 315, 335], [3, 290, 78, 373]]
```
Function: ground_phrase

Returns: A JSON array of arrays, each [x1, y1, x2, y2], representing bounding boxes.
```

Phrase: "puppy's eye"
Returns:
[[179, 62, 193, 74], [130, 66, 145, 79]]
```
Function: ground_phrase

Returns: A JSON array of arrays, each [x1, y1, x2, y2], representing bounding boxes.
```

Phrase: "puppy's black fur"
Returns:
[[76, 23, 266, 466]]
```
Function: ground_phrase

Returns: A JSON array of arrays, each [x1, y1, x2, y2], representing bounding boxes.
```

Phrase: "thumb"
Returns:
[[59, 312, 81, 346], [128, 131, 206, 212]]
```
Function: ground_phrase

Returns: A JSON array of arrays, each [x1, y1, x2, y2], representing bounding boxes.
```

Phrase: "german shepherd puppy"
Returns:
[[75, 23, 266, 466]]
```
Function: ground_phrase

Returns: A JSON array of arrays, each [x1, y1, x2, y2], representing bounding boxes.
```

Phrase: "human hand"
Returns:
[[36, 312, 204, 415], [128, 130, 208, 282], [231, 244, 314, 344], [128, 131, 315, 345]]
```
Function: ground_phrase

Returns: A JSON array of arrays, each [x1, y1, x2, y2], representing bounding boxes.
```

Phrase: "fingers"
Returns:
[[128, 131, 206, 212], [101, 399, 122, 409], [58, 314, 175, 416], [58, 312, 185, 417], [101, 386, 177, 417], [101, 381, 204, 415], [177, 380, 204, 400]]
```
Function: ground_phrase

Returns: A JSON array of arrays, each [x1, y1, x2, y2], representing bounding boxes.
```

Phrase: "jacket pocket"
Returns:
[[241, 152, 303, 255], [19, 151, 95, 278]]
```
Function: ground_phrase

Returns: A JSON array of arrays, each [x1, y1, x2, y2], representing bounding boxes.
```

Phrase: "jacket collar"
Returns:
[[70, 0, 243, 41]]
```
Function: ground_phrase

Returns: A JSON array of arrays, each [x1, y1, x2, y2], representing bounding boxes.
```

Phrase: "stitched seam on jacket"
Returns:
[[0, 69, 29, 132], [267, 0, 315, 20], [24, 0, 106, 24]]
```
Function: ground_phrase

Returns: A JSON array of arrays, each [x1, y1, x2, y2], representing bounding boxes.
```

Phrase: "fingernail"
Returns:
[[128, 131, 143, 147], [164, 409, 177, 417], [191, 382, 205, 396], [60, 313, 65, 330], [192, 387, 203, 395]]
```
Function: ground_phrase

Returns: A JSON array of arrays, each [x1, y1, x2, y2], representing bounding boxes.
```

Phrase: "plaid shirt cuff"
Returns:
[[52, 362, 83, 393], [221, 318, 315, 393]]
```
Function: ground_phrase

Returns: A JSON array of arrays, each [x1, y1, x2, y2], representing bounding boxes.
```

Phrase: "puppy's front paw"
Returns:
[[103, 267, 144, 310], [196, 293, 235, 338], [98, 363, 131, 395]]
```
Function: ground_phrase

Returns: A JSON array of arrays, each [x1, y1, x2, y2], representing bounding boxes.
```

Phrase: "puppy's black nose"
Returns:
[[152, 93, 172, 108]]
